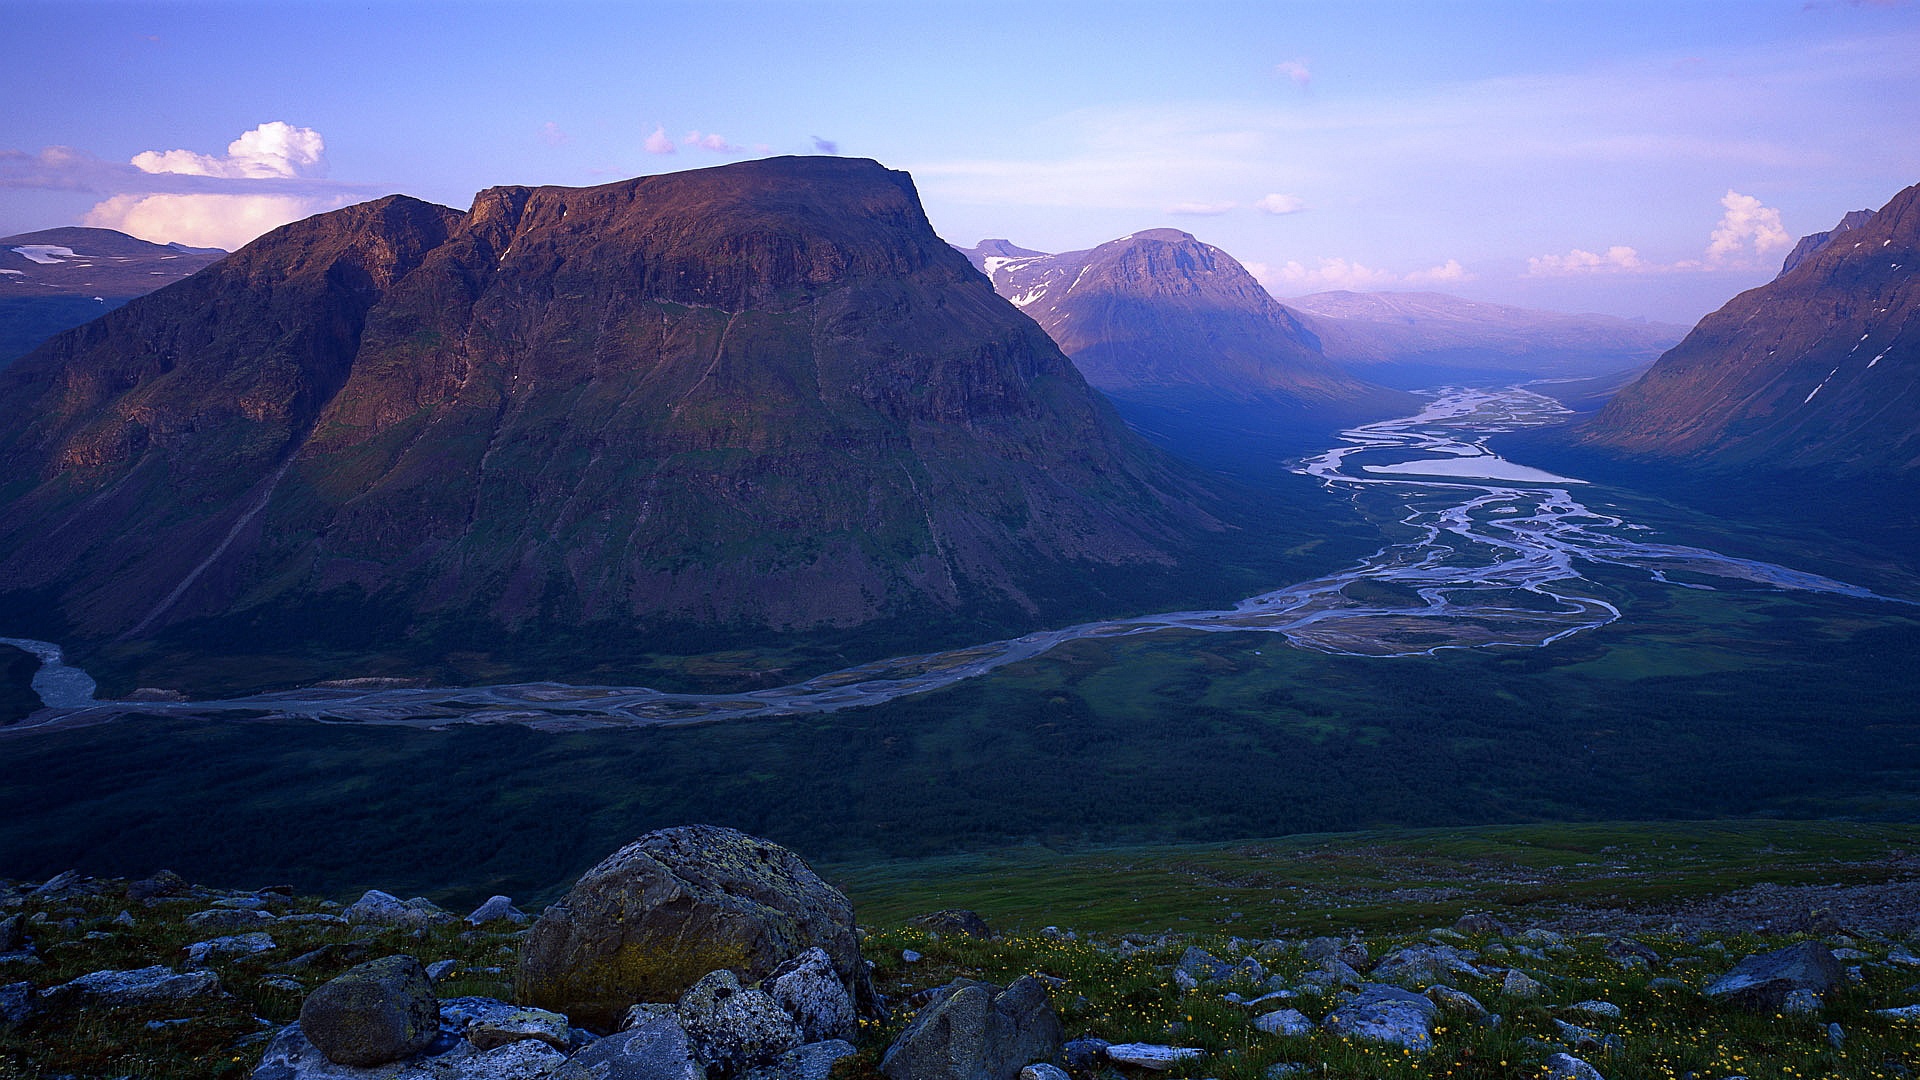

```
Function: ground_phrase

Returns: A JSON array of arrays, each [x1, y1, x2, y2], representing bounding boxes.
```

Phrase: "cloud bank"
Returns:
[[132, 122, 327, 180]]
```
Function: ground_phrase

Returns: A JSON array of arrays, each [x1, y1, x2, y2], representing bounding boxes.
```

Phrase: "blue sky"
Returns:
[[4, 0, 1918, 322]]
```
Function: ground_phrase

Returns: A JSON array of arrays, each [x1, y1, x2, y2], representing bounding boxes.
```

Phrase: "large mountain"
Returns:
[[0, 227, 226, 366], [0, 158, 1219, 681], [1776, 209, 1875, 278], [960, 230, 1406, 415], [1285, 291, 1688, 388], [1582, 183, 1920, 474]]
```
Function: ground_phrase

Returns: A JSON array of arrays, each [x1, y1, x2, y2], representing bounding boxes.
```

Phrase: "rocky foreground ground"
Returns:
[[3, 826, 1919, 1080]]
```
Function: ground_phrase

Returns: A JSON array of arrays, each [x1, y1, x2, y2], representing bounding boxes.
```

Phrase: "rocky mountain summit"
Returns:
[[1778, 209, 1877, 278], [5, 825, 1920, 1080], [0, 158, 1218, 683], [0, 226, 226, 366], [1583, 181, 1920, 474]]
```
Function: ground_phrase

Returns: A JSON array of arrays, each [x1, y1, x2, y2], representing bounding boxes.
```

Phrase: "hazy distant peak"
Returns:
[[1778, 208, 1877, 278]]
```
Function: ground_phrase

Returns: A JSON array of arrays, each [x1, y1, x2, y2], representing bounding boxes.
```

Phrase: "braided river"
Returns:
[[4, 386, 1907, 733]]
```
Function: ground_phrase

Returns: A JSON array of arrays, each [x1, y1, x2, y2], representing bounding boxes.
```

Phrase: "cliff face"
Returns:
[[0, 158, 1212, 655], [963, 230, 1406, 412], [1583, 183, 1920, 474]]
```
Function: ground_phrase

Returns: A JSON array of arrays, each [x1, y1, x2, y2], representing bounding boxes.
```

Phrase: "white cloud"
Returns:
[[539, 122, 570, 147], [684, 131, 739, 152], [132, 122, 326, 180], [1275, 59, 1312, 87], [1526, 245, 1647, 276], [1255, 192, 1306, 215], [644, 126, 677, 154], [1405, 259, 1474, 285], [1706, 189, 1790, 261], [1262, 257, 1404, 292], [1167, 200, 1237, 215], [83, 192, 347, 251]]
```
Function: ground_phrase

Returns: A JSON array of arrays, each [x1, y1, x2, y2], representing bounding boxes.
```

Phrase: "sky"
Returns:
[[4, 0, 1919, 324]]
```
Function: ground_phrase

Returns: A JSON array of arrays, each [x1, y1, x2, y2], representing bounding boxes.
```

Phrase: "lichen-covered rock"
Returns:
[[1543, 1052, 1606, 1080], [765, 947, 856, 1042], [677, 968, 803, 1076], [470, 1006, 573, 1052], [47, 965, 223, 1005], [908, 910, 994, 938], [1321, 984, 1437, 1051], [742, 1039, 858, 1080], [1426, 985, 1490, 1022], [466, 896, 530, 926], [345, 891, 457, 929], [879, 976, 1061, 1080], [0, 913, 25, 952], [251, 1022, 566, 1079], [126, 869, 193, 902], [1369, 945, 1485, 987], [186, 907, 277, 930], [1501, 969, 1545, 999], [0, 981, 33, 1026], [1102, 1044, 1202, 1070], [516, 826, 865, 1032], [552, 1011, 703, 1080], [1704, 942, 1843, 1012], [1016, 1065, 1069, 1080], [1252, 1008, 1314, 1036], [185, 931, 276, 964], [298, 955, 440, 1067]]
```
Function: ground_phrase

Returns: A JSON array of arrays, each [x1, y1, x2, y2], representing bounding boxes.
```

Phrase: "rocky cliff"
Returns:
[[0, 159, 1214, 674]]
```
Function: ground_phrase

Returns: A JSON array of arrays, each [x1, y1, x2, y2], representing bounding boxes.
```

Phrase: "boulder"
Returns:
[[0, 981, 32, 1026], [1452, 913, 1511, 936], [880, 976, 1062, 1080], [470, 1006, 573, 1051], [517, 826, 865, 1032], [1543, 1052, 1605, 1080], [1060, 1037, 1109, 1070], [185, 932, 276, 964], [127, 869, 193, 902], [1016, 1066, 1069, 1080], [1252, 1008, 1314, 1036], [0, 914, 25, 952], [1102, 1044, 1202, 1070], [1301, 936, 1369, 969], [1321, 984, 1437, 1051], [298, 955, 440, 1067], [1704, 942, 1843, 1012], [251, 1022, 565, 1080], [186, 907, 277, 930], [765, 947, 856, 1042], [47, 965, 223, 1006], [552, 1012, 703, 1080], [345, 891, 457, 929], [1369, 945, 1484, 987], [1426, 985, 1491, 1023], [742, 1039, 859, 1080], [1174, 946, 1232, 989], [677, 968, 804, 1076], [1562, 1000, 1621, 1021], [467, 896, 530, 927], [909, 910, 995, 938], [1501, 970, 1545, 999]]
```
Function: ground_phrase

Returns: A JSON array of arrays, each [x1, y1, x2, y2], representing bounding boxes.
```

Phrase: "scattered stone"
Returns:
[[903, 949, 924, 963], [517, 826, 866, 1032], [466, 896, 529, 926], [214, 895, 271, 911], [1175, 946, 1233, 989], [1321, 984, 1437, 1051], [1782, 988, 1823, 1015], [1605, 938, 1660, 966], [1017, 1065, 1069, 1080], [297, 955, 439, 1067], [112, 910, 136, 928], [1103, 1044, 1203, 1070], [470, 1006, 573, 1051], [766, 946, 856, 1042], [276, 913, 349, 927], [880, 976, 1062, 1080], [1370, 945, 1485, 987], [1889, 946, 1920, 968], [427, 959, 459, 982], [622, 1002, 680, 1030], [1430, 928, 1467, 943], [745, 1039, 860, 1080], [1543, 1052, 1606, 1080], [186, 907, 277, 930], [1426, 985, 1490, 1022], [47, 965, 223, 1006], [343, 890, 456, 929], [0, 981, 33, 1026], [1061, 1037, 1110, 1070], [909, 910, 995, 938], [29, 870, 83, 898], [185, 931, 276, 964], [1502, 970, 1545, 999], [553, 1011, 703, 1080], [1829, 1022, 1847, 1048], [678, 968, 803, 1075], [252, 1022, 565, 1080], [261, 975, 303, 993], [1252, 1008, 1314, 1037], [1453, 913, 1512, 936], [0, 914, 22, 951], [1299, 959, 1363, 990], [1563, 1000, 1621, 1020], [1875, 1004, 1920, 1019], [127, 869, 192, 902], [1646, 978, 1690, 993], [1704, 942, 1843, 1012], [1301, 936, 1369, 969]]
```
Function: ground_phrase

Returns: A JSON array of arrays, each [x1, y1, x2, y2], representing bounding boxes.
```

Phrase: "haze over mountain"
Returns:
[[0, 157, 1222, 681], [1284, 291, 1689, 389], [960, 230, 1408, 418], [1583, 183, 1920, 475], [0, 227, 226, 366]]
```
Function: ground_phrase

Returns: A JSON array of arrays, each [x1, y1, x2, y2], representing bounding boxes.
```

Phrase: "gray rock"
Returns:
[[345, 891, 457, 929], [1321, 984, 1437, 1051], [518, 826, 866, 1033], [1102, 1044, 1202, 1070], [1175, 946, 1231, 989], [1562, 1000, 1620, 1020], [1251, 1008, 1314, 1037], [29, 869, 83, 898], [428, 960, 459, 982], [880, 976, 1062, 1080], [0, 981, 33, 1026], [766, 946, 856, 1042], [1452, 913, 1511, 936], [1016, 1065, 1069, 1080], [466, 896, 529, 927], [1875, 1004, 1920, 1019], [902, 950, 923, 964], [1543, 1052, 1605, 1080], [1425, 985, 1490, 1022], [127, 869, 193, 902], [112, 910, 136, 927], [187, 907, 278, 930], [744, 1039, 859, 1080], [1782, 988, 1822, 1015], [1704, 942, 1843, 1012], [251, 1022, 566, 1080], [1060, 1037, 1109, 1070], [469, 1007, 572, 1051], [553, 1011, 707, 1080], [186, 932, 277, 964], [1827, 1021, 1847, 1047], [678, 969, 803, 1075], [1300, 936, 1368, 969], [622, 1002, 679, 1030], [48, 965, 223, 1005], [0, 914, 22, 952], [1369, 945, 1484, 987], [299, 955, 440, 1067], [909, 911, 994, 939], [1888, 945, 1920, 968], [1298, 959, 1363, 990], [278, 913, 351, 927], [1501, 970, 1545, 999]]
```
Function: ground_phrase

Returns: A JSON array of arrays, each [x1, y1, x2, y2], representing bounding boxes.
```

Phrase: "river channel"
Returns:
[[3, 386, 1905, 733]]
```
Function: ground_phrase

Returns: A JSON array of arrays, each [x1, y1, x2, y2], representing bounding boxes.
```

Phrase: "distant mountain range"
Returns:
[[1583, 184, 1919, 475], [0, 227, 226, 366], [0, 158, 1223, 681], [1284, 291, 1689, 389]]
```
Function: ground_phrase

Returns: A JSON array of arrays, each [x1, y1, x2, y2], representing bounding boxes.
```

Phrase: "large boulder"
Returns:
[[677, 969, 803, 1076], [46, 965, 223, 1006], [252, 1022, 567, 1080], [765, 947, 856, 1042], [552, 1011, 703, 1080], [1321, 984, 1438, 1051], [516, 826, 864, 1032], [1704, 942, 1844, 1012], [298, 955, 440, 1067], [880, 976, 1062, 1080]]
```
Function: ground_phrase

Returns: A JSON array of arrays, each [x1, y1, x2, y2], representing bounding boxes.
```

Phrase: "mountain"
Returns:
[[0, 158, 1219, 683], [1582, 182, 1920, 474], [0, 227, 226, 366], [960, 230, 1404, 412], [1777, 208, 1875, 278], [1285, 290, 1689, 389]]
